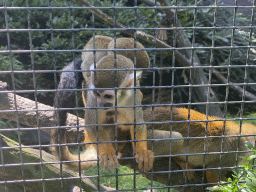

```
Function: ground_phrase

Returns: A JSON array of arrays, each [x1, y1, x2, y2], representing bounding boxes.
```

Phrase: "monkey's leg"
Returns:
[[172, 157, 196, 181], [147, 130, 184, 155], [148, 129, 195, 180], [139, 90, 143, 100], [130, 124, 154, 172], [205, 170, 219, 184], [52, 58, 92, 170], [204, 159, 231, 189]]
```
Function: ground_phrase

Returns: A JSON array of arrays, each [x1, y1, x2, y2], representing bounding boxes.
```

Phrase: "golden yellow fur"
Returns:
[[144, 107, 256, 182], [108, 37, 150, 69]]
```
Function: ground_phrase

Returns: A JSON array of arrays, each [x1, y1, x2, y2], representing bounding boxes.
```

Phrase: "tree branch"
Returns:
[[0, 81, 84, 134], [212, 69, 256, 101], [0, 133, 114, 191]]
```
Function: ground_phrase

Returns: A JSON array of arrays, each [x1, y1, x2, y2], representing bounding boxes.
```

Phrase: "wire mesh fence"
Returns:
[[0, 0, 256, 191]]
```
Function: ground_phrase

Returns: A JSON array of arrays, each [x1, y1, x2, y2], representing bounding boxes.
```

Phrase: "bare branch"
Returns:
[[0, 80, 84, 134], [0, 134, 114, 191], [213, 69, 256, 101]]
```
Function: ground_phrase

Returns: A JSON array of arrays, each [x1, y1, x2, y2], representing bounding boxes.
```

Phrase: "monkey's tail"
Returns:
[[51, 127, 97, 171]]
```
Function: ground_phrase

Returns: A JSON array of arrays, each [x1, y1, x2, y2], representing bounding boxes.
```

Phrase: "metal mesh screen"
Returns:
[[0, 0, 256, 191]]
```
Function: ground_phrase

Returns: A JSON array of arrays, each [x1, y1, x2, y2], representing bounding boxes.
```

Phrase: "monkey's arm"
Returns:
[[134, 90, 155, 172], [130, 122, 154, 172], [96, 127, 119, 171], [83, 122, 119, 172], [128, 96, 154, 172]]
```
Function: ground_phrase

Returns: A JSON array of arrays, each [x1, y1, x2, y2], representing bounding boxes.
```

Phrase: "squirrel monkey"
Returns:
[[84, 54, 153, 172], [52, 35, 154, 172], [143, 107, 256, 183]]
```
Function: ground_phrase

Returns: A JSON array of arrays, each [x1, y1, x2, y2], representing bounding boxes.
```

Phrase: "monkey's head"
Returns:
[[81, 35, 114, 79], [90, 54, 142, 109], [83, 35, 113, 51], [108, 38, 150, 69]]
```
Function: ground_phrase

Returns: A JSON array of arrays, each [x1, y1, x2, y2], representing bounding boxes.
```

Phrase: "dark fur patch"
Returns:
[[106, 110, 115, 116]]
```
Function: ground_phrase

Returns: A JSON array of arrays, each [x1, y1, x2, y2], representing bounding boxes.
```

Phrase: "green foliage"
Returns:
[[228, 112, 256, 125], [207, 142, 256, 192], [0, 46, 23, 71], [0, 118, 15, 129], [242, 113, 256, 126], [0, 118, 22, 142], [0, 0, 161, 100], [175, 3, 256, 67], [0, 46, 24, 88]]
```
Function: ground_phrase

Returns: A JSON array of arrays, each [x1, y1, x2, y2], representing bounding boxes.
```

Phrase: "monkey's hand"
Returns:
[[99, 147, 119, 172], [135, 150, 154, 172]]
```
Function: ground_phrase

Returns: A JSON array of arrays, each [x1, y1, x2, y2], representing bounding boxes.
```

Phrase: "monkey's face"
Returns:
[[94, 90, 115, 109], [94, 88, 134, 109]]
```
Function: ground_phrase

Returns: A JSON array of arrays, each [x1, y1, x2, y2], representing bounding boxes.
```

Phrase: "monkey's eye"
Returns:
[[104, 94, 113, 99], [96, 92, 101, 97]]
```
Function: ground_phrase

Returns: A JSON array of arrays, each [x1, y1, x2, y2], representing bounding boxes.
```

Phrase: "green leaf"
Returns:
[[245, 142, 254, 150]]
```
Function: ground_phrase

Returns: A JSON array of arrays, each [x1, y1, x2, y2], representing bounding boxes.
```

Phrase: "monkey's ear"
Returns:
[[122, 71, 143, 88]]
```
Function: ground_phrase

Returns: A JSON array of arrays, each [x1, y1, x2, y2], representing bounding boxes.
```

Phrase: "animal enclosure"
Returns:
[[0, 0, 256, 191]]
